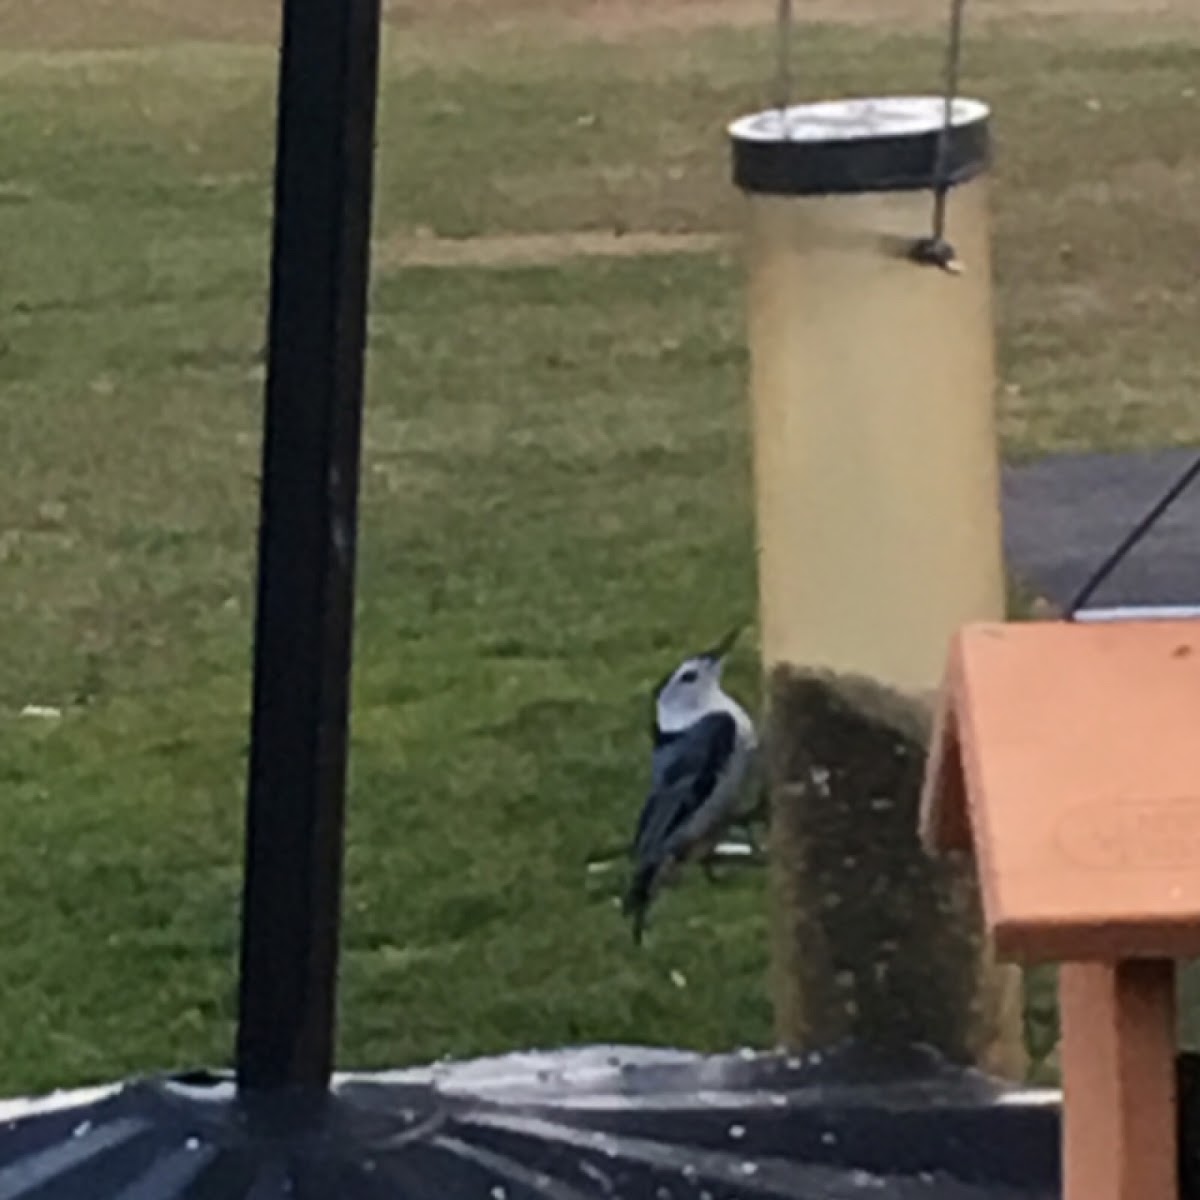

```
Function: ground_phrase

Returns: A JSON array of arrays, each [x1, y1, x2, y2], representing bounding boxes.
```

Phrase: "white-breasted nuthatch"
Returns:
[[623, 628, 757, 944]]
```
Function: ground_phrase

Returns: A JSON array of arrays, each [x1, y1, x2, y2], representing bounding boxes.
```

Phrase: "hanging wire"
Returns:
[[1063, 450, 1200, 619], [774, 0, 794, 128], [910, 0, 969, 273]]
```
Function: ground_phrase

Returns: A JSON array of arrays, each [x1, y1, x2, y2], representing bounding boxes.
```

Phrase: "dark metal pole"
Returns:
[[236, 0, 383, 1093]]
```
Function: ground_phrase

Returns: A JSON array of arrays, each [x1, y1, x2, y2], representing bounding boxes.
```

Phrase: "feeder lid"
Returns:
[[729, 95, 990, 197]]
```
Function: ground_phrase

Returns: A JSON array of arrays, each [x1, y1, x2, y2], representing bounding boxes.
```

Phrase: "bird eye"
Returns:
[[678, 669, 699, 684]]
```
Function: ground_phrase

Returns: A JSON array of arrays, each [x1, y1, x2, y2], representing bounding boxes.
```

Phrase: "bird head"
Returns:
[[654, 627, 741, 732]]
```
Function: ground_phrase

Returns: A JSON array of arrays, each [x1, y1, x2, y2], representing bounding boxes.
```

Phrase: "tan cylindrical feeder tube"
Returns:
[[729, 97, 1026, 1079]]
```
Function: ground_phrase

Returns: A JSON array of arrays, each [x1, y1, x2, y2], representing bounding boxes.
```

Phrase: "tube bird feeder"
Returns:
[[729, 96, 1025, 1078]]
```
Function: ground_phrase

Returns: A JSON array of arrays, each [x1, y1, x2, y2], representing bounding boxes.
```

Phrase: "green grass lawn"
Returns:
[[2, 5, 1199, 1094]]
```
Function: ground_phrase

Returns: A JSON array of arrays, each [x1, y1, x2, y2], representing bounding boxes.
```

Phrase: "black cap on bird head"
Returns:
[[648, 625, 743, 720]]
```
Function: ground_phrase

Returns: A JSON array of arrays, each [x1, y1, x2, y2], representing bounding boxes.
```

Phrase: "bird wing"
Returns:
[[632, 711, 738, 862]]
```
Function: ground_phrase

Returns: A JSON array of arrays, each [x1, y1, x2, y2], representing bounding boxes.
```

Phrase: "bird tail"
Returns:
[[622, 861, 659, 946]]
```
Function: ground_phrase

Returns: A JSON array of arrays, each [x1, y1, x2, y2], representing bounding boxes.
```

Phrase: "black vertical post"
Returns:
[[236, 0, 383, 1093]]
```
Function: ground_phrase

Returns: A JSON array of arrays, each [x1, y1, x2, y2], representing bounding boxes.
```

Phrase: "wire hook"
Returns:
[[911, 0, 969, 273]]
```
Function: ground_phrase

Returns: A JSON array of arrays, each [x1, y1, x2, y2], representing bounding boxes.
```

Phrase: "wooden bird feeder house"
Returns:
[[922, 617, 1200, 1200]]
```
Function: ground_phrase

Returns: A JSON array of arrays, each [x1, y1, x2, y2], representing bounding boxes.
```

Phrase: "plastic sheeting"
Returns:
[[0, 1042, 1060, 1198]]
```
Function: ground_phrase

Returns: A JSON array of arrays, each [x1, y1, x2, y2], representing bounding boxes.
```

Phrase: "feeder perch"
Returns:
[[923, 618, 1200, 1200]]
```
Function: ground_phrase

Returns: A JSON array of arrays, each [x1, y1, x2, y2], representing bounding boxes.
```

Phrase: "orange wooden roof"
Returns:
[[921, 619, 1200, 962]]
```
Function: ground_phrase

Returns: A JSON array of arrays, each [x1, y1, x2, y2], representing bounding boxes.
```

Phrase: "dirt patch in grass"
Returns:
[[573, 0, 1199, 39], [376, 229, 730, 270], [2, 0, 1195, 53], [0, 0, 279, 51]]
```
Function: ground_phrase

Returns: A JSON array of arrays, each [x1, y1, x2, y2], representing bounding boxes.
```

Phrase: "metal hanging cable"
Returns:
[[1063, 450, 1200, 619], [911, 0, 969, 272], [774, 0, 794, 128]]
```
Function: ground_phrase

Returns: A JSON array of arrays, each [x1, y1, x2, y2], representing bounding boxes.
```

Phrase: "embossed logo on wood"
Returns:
[[1056, 799, 1200, 870]]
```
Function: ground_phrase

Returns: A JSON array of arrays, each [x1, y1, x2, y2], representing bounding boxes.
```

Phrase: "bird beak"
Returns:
[[701, 625, 742, 663]]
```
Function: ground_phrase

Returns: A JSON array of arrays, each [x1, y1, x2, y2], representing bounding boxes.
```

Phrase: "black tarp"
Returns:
[[0, 1044, 1060, 1199]]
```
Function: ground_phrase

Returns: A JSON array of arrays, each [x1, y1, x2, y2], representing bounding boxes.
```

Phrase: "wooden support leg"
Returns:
[[1060, 959, 1178, 1200]]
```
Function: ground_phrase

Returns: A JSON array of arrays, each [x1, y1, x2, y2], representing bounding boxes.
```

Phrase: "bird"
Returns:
[[623, 627, 758, 945]]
